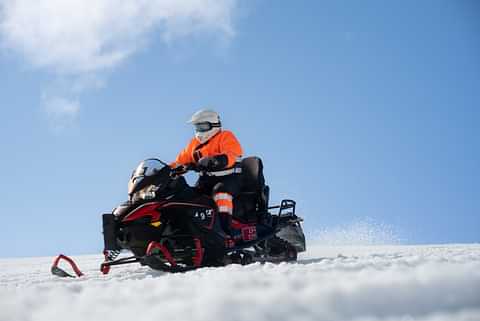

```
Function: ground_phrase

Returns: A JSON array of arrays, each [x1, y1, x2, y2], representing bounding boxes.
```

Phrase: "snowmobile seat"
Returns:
[[234, 157, 270, 223]]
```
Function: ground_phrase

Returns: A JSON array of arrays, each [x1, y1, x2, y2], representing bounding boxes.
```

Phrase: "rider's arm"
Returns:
[[170, 138, 196, 168]]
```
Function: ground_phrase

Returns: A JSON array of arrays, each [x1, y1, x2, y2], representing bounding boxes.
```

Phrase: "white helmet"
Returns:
[[188, 109, 222, 143]]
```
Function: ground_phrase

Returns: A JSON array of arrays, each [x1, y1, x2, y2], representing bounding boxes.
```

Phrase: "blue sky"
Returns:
[[0, 1, 479, 257]]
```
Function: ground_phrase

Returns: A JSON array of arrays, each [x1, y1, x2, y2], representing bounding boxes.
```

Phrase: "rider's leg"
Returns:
[[212, 175, 241, 236]]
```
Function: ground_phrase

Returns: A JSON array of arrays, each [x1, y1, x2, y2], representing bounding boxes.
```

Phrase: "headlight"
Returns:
[[132, 185, 158, 202]]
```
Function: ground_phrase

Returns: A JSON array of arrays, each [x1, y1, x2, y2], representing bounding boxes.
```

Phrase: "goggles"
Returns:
[[194, 122, 221, 133]]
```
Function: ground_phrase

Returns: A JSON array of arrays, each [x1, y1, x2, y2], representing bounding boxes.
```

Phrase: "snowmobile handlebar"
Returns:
[[170, 163, 205, 177]]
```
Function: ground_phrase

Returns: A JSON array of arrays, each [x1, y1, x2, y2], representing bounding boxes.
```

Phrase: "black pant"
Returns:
[[196, 174, 242, 234], [196, 174, 242, 198]]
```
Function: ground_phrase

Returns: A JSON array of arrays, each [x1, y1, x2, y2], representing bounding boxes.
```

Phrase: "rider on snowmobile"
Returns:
[[171, 109, 243, 241]]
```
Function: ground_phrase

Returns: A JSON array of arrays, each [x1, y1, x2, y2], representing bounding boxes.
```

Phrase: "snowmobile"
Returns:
[[97, 156, 305, 273]]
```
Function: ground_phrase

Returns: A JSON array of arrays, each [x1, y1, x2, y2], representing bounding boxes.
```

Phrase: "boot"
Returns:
[[221, 213, 233, 235], [220, 213, 235, 248]]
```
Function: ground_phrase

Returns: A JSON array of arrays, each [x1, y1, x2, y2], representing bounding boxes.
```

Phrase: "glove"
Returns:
[[197, 156, 219, 171], [171, 164, 190, 176]]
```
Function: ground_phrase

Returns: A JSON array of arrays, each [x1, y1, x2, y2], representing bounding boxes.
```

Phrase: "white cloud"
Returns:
[[0, 0, 237, 131], [42, 95, 80, 131], [0, 0, 237, 74]]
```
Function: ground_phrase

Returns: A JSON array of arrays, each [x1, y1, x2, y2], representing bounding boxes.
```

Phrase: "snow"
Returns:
[[1, 244, 480, 321]]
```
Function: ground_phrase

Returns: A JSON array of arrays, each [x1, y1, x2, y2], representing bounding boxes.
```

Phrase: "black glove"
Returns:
[[197, 157, 219, 171], [171, 164, 191, 176]]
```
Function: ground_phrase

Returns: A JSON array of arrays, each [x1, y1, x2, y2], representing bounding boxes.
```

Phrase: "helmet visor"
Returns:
[[194, 122, 220, 133]]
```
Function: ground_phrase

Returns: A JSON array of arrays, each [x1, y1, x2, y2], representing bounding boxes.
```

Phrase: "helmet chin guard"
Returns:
[[195, 127, 220, 143]]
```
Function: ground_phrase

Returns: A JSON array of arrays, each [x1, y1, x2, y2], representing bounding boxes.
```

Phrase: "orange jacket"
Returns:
[[172, 130, 243, 169]]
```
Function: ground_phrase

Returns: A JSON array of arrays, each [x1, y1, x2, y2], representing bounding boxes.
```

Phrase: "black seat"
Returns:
[[241, 157, 264, 190], [234, 157, 270, 222]]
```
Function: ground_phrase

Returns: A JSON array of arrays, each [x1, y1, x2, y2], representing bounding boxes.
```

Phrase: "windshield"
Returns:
[[131, 159, 166, 178], [128, 159, 168, 196]]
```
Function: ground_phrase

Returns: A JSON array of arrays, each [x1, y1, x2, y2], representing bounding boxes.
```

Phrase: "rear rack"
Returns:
[[268, 199, 297, 217]]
